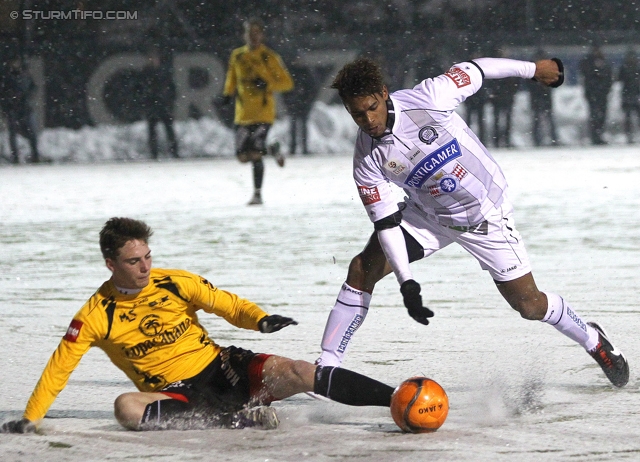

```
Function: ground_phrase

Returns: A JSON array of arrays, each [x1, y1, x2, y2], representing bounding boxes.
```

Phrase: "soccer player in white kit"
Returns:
[[316, 56, 629, 388]]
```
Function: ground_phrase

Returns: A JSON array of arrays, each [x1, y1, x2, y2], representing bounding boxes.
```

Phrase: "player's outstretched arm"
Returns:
[[258, 314, 298, 333], [532, 58, 564, 88], [400, 280, 435, 325], [0, 418, 36, 434]]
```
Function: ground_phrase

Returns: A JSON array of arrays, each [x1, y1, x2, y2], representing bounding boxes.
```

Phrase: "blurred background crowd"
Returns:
[[1, 0, 639, 163]]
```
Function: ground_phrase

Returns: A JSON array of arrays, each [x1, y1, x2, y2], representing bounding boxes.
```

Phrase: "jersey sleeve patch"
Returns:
[[358, 186, 381, 205], [444, 67, 471, 88], [63, 319, 83, 342]]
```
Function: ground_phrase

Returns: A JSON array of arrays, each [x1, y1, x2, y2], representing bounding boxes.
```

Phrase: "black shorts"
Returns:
[[235, 123, 271, 155], [159, 346, 272, 413]]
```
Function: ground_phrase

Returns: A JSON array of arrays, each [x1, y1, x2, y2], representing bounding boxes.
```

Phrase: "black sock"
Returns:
[[252, 159, 264, 190], [140, 399, 192, 428], [313, 366, 393, 407], [140, 399, 238, 431]]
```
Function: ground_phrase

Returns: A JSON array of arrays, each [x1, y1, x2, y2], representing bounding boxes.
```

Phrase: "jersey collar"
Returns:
[[114, 284, 143, 295], [373, 97, 395, 140]]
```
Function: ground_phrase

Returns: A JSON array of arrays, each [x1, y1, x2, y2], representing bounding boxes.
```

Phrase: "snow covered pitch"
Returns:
[[0, 147, 638, 461]]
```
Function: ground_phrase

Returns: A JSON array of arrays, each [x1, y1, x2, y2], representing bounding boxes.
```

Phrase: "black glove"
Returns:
[[258, 314, 298, 333], [400, 279, 434, 325], [548, 57, 564, 88], [0, 418, 35, 433], [253, 77, 267, 90]]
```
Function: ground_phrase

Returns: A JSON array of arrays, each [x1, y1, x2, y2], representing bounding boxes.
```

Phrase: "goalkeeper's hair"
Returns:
[[331, 57, 385, 101], [99, 217, 153, 260]]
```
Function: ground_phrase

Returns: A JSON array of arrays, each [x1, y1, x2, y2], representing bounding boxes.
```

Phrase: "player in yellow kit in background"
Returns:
[[1, 217, 395, 433], [223, 17, 294, 205]]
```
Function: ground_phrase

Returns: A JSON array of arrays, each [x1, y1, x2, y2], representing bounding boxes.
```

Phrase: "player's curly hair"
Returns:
[[99, 217, 153, 260], [331, 57, 386, 101]]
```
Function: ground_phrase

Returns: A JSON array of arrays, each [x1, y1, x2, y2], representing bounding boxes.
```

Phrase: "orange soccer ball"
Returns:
[[390, 376, 449, 433]]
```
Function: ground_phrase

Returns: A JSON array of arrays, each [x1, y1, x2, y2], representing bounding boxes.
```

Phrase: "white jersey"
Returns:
[[354, 59, 535, 227]]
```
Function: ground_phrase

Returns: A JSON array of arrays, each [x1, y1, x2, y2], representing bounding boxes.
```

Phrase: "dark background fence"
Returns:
[[1, 0, 639, 128]]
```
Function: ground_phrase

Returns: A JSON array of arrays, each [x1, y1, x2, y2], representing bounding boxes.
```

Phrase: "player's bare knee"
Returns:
[[510, 299, 546, 321], [113, 393, 130, 416], [346, 254, 366, 284], [113, 393, 141, 430], [347, 252, 382, 288]]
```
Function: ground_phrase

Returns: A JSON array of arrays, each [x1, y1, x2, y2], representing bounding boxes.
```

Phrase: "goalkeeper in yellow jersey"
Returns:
[[223, 17, 293, 205], [1, 217, 395, 433]]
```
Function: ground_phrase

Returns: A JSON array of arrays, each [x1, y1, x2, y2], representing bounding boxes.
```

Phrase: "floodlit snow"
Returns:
[[0, 106, 639, 461]]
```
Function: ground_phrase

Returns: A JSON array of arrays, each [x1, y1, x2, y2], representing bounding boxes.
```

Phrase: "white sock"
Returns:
[[318, 283, 371, 367], [541, 292, 599, 351]]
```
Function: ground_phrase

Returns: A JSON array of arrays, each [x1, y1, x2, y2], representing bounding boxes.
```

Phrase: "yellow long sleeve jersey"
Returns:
[[24, 268, 268, 422], [223, 44, 294, 125]]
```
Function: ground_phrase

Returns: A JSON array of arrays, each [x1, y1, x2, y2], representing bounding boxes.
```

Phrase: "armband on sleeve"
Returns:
[[373, 210, 403, 231]]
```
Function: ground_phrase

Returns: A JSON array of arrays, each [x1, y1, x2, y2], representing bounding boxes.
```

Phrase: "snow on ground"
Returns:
[[0, 145, 639, 461]]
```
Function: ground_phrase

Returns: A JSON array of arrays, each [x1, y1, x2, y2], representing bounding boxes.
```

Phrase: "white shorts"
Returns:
[[400, 201, 531, 282]]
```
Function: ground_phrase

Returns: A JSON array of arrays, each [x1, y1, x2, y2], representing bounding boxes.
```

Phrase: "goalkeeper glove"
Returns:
[[0, 418, 35, 433], [400, 279, 434, 325], [259, 314, 298, 333]]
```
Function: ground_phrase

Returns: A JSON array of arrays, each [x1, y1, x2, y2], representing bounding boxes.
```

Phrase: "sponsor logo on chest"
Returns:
[[385, 159, 406, 176], [123, 318, 192, 358], [404, 139, 462, 188]]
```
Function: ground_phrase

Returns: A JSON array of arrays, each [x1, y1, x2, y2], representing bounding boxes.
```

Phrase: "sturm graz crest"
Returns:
[[418, 126, 438, 145]]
